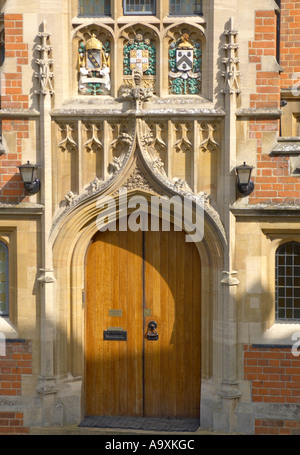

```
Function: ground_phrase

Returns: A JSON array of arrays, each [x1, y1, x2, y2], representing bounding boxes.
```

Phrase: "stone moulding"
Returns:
[[236, 108, 282, 119], [0, 109, 40, 119], [230, 203, 300, 217], [271, 137, 300, 155]]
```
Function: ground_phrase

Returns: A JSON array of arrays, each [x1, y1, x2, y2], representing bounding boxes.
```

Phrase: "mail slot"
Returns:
[[103, 330, 127, 341]]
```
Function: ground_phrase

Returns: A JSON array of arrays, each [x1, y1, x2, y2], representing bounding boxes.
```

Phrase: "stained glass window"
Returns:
[[78, 0, 111, 17], [169, 0, 202, 15], [123, 0, 156, 15], [0, 241, 8, 316], [275, 242, 300, 320]]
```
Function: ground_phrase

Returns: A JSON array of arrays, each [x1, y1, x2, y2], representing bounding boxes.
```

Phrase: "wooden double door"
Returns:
[[85, 223, 201, 419]]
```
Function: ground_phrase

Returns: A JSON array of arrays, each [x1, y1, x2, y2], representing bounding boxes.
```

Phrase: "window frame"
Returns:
[[123, 0, 156, 16], [78, 0, 111, 17], [0, 240, 9, 317], [275, 241, 300, 321]]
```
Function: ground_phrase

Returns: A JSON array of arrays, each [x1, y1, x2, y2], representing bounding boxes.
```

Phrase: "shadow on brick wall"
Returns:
[[0, 172, 27, 204]]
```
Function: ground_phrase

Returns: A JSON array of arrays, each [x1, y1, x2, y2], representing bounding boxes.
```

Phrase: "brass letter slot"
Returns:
[[103, 330, 127, 341]]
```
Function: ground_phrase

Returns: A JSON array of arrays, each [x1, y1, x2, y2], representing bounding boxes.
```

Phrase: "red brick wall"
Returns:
[[1, 14, 29, 110], [280, 0, 300, 90], [0, 14, 29, 204], [247, 8, 300, 204], [255, 418, 300, 435], [244, 344, 300, 435], [0, 411, 29, 435], [248, 144, 300, 204], [0, 340, 32, 434], [249, 10, 280, 109]]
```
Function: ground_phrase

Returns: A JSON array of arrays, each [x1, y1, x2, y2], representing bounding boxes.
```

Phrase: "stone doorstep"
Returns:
[[29, 424, 228, 436]]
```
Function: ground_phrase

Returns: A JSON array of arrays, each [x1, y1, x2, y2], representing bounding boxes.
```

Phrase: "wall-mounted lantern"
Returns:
[[234, 162, 254, 196], [17, 161, 40, 195]]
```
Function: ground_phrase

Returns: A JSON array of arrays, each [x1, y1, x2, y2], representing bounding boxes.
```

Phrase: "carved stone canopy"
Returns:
[[52, 113, 226, 245]]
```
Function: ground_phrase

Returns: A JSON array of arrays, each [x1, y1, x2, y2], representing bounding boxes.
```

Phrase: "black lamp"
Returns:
[[234, 162, 254, 196], [17, 161, 40, 195]]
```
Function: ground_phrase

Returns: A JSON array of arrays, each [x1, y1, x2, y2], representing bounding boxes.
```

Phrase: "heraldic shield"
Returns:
[[130, 49, 149, 73], [176, 49, 194, 72], [87, 49, 102, 71], [78, 33, 111, 95]]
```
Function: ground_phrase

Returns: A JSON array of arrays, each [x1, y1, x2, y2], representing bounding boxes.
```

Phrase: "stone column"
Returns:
[[34, 20, 62, 426], [215, 17, 242, 432]]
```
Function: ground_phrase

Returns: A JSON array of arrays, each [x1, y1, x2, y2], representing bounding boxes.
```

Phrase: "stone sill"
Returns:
[[0, 317, 19, 339], [254, 322, 300, 346], [272, 137, 300, 155], [236, 108, 282, 119], [231, 204, 300, 217], [0, 109, 40, 119], [0, 203, 44, 216], [281, 89, 300, 100]]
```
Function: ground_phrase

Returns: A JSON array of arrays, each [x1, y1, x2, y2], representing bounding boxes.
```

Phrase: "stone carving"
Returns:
[[89, 177, 103, 193], [108, 122, 135, 174], [151, 157, 167, 177], [57, 123, 77, 152], [222, 24, 240, 95], [121, 166, 162, 195], [172, 177, 193, 193], [146, 123, 167, 154], [221, 271, 240, 286], [78, 33, 111, 95], [199, 123, 220, 153], [34, 20, 54, 95], [169, 33, 202, 95], [83, 122, 103, 153], [64, 190, 77, 207], [136, 118, 227, 244], [174, 123, 193, 153], [121, 69, 153, 111], [37, 268, 56, 284], [52, 116, 226, 245]]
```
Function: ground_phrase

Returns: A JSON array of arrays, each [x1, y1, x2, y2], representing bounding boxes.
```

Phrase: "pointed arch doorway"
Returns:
[[85, 219, 201, 420]]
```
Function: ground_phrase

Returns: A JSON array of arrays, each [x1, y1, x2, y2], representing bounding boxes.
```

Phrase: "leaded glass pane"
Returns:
[[169, 0, 202, 15], [123, 0, 156, 15], [275, 242, 300, 321], [0, 242, 8, 315], [78, 0, 111, 16]]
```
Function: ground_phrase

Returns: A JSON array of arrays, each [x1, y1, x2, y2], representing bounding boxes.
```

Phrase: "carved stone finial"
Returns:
[[222, 19, 240, 96], [34, 20, 54, 96]]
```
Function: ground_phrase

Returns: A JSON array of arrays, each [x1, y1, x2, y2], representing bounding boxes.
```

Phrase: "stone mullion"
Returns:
[[193, 120, 199, 193], [103, 120, 109, 180], [77, 119, 83, 193], [167, 119, 173, 179]]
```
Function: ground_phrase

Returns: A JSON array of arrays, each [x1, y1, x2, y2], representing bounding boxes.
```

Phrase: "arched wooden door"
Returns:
[[85, 223, 201, 419]]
